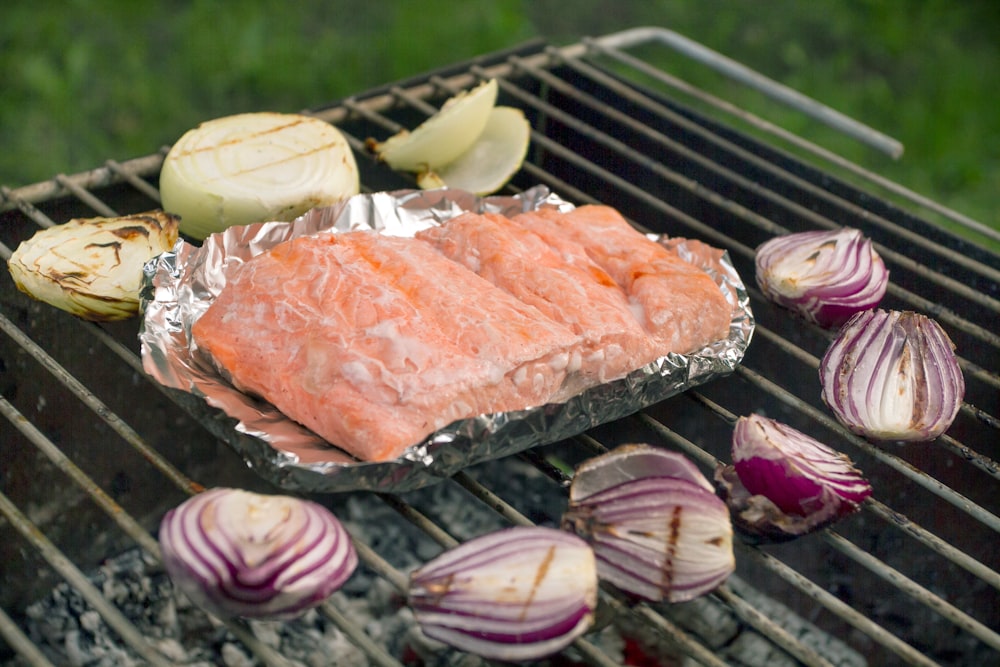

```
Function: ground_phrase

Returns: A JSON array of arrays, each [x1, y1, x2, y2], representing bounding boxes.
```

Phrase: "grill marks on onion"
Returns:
[[562, 445, 735, 603], [408, 526, 598, 662], [659, 504, 684, 596]]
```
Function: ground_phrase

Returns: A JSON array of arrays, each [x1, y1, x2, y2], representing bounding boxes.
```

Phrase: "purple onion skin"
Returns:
[[563, 476, 734, 603], [820, 309, 965, 442], [408, 526, 597, 662], [562, 445, 734, 603], [755, 228, 888, 329], [718, 415, 872, 543], [159, 488, 357, 621]]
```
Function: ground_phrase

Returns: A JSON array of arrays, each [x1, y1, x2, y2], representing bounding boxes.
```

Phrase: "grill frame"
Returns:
[[1, 29, 998, 667]]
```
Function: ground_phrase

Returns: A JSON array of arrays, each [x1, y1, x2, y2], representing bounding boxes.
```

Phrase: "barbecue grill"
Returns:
[[1, 28, 997, 667]]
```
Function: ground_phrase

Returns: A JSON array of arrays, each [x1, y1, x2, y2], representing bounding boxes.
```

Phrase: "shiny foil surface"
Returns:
[[139, 187, 754, 493]]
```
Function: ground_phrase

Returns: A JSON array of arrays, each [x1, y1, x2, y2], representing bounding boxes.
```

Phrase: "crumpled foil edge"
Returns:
[[139, 186, 754, 493]]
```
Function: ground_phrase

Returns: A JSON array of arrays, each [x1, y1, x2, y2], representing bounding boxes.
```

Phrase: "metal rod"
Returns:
[[749, 324, 1000, 478], [713, 585, 835, 667], [863, 498, 1000, 592], [734, 365, 1000, 533], [0, 152, 166, 213], [103, 159, 162, 204], [821, 532, 1000, 651], [585, 32, 1000, 245], [0, 491, 174, 667], [591, 26, 904, 158], [350, 540, 410, 594], [0, 606, 57, 667], [0, 395, 162, 558], [652, 394, 1000, 592], [737, 543, 939, 666], [319, 597, 406, 667], [555, 50, 1000, 293], [0, 311, 202, 496], [501, 55, 1000, 320], [53, 173, 119, 217]]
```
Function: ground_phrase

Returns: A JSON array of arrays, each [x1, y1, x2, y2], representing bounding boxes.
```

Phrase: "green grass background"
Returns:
[[2, 0, 997, 239]]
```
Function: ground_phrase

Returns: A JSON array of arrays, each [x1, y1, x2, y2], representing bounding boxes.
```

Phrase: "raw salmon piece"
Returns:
[[512, 205, 731, 354], [191, 231, 580, 462], [417, 212, 660, 383]]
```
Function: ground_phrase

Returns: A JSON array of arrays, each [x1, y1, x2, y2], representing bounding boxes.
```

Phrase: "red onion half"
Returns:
[[755, 228, 888, 328], [562, 445, 734, 603], [820, 309, 965, 441], [715, 414, 872, 542], [408, 526, 597, 662], [159, 488, 357, 620]]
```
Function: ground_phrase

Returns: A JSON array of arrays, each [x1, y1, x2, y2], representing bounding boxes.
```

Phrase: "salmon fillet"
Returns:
[[191, 231, 581, 462], [512, 205, 731, 354], [417, 212, 660, 383]]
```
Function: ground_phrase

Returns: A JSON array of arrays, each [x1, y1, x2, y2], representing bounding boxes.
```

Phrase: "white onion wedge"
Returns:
[[416, 106, 530, 195], [7, 211, 179, 321], [160, 112, 360, 240], [373, 79, 498, 172]]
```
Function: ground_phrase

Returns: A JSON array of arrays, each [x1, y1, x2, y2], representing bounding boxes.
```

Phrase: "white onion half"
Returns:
[[160, 112, 360, 240], [159, 488, 357, 620]]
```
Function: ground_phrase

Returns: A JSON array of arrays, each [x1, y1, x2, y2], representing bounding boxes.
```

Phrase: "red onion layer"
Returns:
[[819, 309, 965, 441], [562, 445, 734, 603], [715, 414, 872, 542], [408, 526, 597, 662], [755, 228, 888, 328], [159, 488, 357, 620]]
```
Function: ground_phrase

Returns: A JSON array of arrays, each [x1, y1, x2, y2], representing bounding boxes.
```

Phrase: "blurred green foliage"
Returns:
[[2, 0, 997, 237]]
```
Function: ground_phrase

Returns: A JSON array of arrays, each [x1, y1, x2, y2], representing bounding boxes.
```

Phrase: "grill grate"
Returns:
[[1, 30, 997, 667]]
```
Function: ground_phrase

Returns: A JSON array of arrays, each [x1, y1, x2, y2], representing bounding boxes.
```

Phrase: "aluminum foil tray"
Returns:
[[139, 186, 754, 493]]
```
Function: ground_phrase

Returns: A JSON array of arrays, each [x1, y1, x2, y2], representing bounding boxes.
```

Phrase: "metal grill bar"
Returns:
[[593, 27, 905, 159], [635, 408, 1000, 652], [0, 492, 174, 667], [584, 32, 1000, 245], [1, 31, 997, 667], [490, 58, 1000, 349], [733, 364, 1000, 531], [736, 544, 940, 667], [0, 308, 201, 496], [523, 51, 1000, 293], [819, 532, 1000, 652], [0, 608, 55, 667]]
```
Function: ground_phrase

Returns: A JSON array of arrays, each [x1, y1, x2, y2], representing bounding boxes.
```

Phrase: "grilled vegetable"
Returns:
[[372, 79, 498, 172], [160, 112, 360, 240], [820, 309, 964, 441], [755, 227, 888, 328], [7, 211, 178, 321], [369, 79, 530, 195], [715, 414, 872, 542], [158, 488, 357, 621], [416, 106, 530, 195], [562, 444, 735, 603], [408, 526, 597, 661]]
